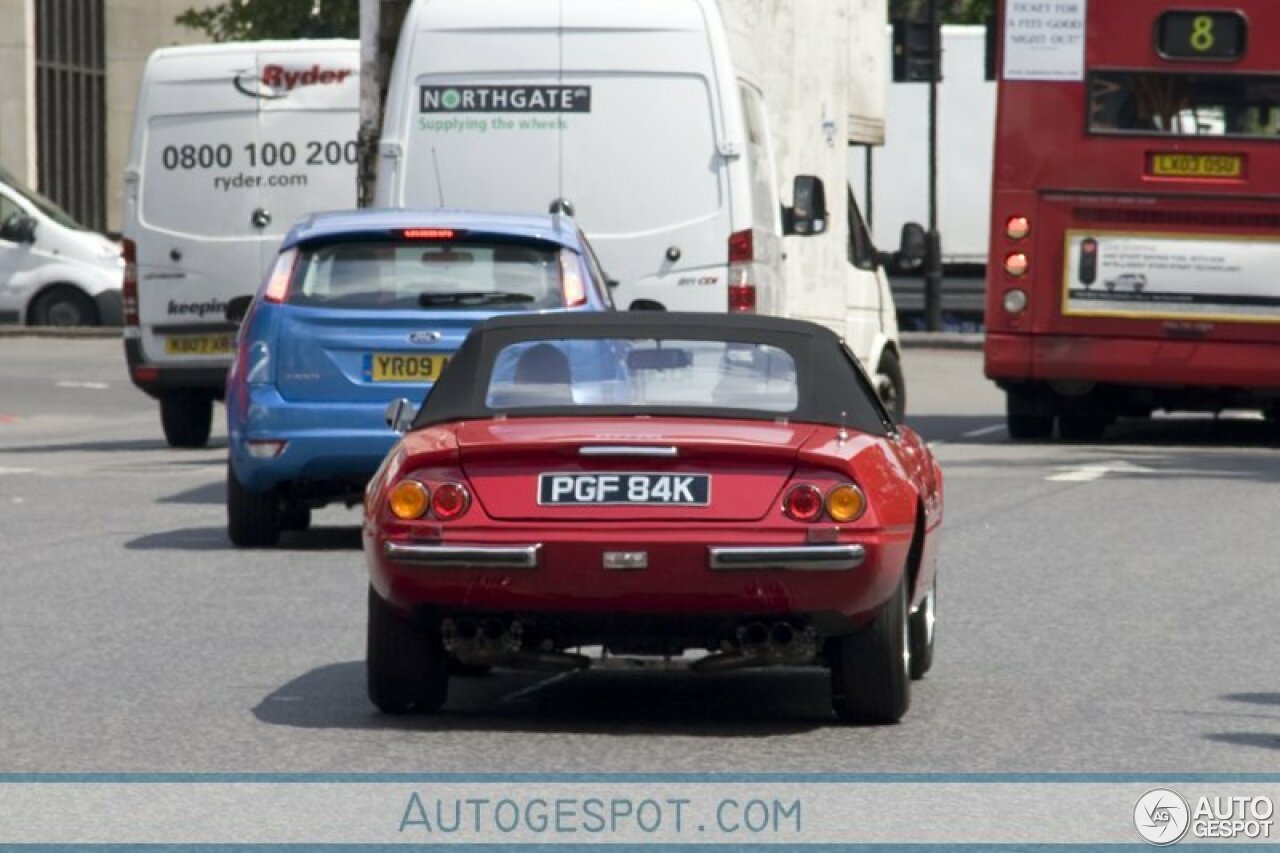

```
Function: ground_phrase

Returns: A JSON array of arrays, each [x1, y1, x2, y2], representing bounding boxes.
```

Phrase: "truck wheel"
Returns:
[[367, 587, 449, 714], [160, 394, 213, 448], [1059, 415, 1109, 442], [908, 579, 935, 680], [829, 576, 911, 724], [1006, 390, 1053, 440], [30, 286, 98, 327], [875, 349, 906, 422], [226, 464, 281, 547]]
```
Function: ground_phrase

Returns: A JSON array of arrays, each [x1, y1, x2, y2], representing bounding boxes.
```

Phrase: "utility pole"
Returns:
[[357, 0, 411, 207], [923, 0, 944, 332]]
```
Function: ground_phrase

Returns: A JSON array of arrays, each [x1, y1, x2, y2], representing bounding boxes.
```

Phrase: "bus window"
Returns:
[[1088, 71, 1280, 139]]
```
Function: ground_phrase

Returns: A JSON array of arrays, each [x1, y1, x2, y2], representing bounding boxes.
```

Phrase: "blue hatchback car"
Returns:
[[225, 209, 614, 546]]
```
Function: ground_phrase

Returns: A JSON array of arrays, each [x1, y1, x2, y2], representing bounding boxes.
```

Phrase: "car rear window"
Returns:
[[484, 338, 799, 414], [289, 239, 567, 310]]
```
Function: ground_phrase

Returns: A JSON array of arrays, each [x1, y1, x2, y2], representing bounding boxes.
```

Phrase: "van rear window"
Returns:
[[289, 239, 568, 310]]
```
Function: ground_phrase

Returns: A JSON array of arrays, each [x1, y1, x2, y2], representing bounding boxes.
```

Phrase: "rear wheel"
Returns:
[[160, 393, 213, 448], [367, 587, 449, 714], [30, 286, 98, 327], [1006, 390, 1053, 440], [908, 580, 936, 680], [226, 464, 281, 547], [829, 576, 911, 724], [874, 349, 906, 423], [1059, 415, 1110, 442]]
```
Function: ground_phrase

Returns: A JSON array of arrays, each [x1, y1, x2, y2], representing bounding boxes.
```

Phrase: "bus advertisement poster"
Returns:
[[1062, 230, 1280, 321]]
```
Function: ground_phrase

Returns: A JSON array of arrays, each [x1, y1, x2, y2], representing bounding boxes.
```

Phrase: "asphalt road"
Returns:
[[0, 337, 1277, 773]]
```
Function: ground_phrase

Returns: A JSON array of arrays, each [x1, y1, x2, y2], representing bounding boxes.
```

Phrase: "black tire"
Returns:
[[908, 579, 936, 680], [1006, 390, 1053, 440], [226, 463, 281, 547], [30, 286, 98, 327], [448, 658, 493, 677], [160, 394, 213, 448], [875, 348, 906, 423], [830, 576, 911, 724], [367, 587, 449, 714], [1059, 415, 1109, 442], [280, 504, 312, 532]]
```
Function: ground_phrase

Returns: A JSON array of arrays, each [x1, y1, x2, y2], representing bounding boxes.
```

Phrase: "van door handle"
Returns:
[[251, 208, 272, 229]]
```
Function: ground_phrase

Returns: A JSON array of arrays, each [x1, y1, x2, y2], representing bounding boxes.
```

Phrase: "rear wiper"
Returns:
[[418, 291, 536, 307]]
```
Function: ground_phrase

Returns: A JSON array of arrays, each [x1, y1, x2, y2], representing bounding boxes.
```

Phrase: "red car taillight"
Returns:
[[431, 482, 471, 520], [122, 238, 139, 329], [782, 484, 824, 522], [263, 248, 298, 304]]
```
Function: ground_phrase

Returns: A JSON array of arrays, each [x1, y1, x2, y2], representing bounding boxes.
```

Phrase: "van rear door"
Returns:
[[135, 50, 263, 368], [253, 45, 359, 276]]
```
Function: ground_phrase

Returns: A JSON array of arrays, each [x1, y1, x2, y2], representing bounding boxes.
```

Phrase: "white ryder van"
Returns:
[[123, 40, 358, 448], [376, 0, 916, 417], [0, 166, 123, 327]]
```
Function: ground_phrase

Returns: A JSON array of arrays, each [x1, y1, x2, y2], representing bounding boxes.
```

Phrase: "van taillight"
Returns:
[[728, 230, 756, 313], [122, 238, 139, 329], [729, 281, 756, 313]]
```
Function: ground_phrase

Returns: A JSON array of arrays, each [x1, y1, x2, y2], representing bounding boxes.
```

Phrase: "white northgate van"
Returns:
[[0, 166, 123, 327], [376, 0, 914, 417], [123, 40, 359, 447]]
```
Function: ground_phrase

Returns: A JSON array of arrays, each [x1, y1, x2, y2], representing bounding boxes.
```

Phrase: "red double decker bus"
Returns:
[[984, 1, 1280, 440]]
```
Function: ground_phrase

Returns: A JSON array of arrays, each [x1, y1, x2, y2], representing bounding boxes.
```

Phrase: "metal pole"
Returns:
[[356, 0, 380, 208], [923, 0, 944, 332]]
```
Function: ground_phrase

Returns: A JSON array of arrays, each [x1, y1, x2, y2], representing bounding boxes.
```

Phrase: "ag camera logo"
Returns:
[[1134, 789, 1190, 846]]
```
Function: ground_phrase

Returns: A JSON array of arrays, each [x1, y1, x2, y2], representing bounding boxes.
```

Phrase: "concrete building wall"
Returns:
[[0, 0, 35, 182], [105, 0, 211, 233]]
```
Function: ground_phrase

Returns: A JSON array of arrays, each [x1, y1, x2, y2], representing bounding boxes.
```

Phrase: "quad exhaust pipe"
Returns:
[[691, 621, 818, 672], [442, 618, 589, 672]]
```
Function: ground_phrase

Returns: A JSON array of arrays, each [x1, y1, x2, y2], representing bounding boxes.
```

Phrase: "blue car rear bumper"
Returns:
[[228, 386, 406, 496]]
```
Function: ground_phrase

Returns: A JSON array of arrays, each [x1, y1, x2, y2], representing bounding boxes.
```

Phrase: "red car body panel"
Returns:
[[364, 416, 942, 635]]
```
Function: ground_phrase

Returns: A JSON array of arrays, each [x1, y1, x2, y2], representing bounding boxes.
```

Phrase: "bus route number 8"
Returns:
[[1190, 15, 1214, 52]]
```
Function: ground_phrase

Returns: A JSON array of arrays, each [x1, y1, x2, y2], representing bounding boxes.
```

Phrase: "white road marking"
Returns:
[[499, 670, 580, 704], [55, 381, 110, 390], [962, 424, 1006, 438], [1048, 460, 1154, 483], [0, 467, 34, 475]]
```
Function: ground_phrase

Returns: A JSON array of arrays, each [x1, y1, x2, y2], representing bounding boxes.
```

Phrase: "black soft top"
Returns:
[[411, 312, 895, 435]]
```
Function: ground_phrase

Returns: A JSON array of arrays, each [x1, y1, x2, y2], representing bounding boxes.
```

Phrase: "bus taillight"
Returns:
[[1005, 216, 1031, 241], [1004, 252, 1029, 277]]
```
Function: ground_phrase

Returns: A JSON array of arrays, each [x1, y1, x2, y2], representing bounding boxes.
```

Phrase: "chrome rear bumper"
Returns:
[[384, 542, 541, 569], [708, 545, 866, 571]]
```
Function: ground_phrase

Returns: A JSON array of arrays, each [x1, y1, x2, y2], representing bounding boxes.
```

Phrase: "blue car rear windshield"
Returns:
[[289, 239, 567, 310]]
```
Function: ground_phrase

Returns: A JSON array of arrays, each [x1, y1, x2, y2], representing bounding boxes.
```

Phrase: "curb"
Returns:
[[0, 326, 123, 340], [899, 332, 983, 350]]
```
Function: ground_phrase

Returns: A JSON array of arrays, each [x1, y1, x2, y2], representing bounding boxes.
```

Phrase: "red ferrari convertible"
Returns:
[[364, 313, 942, 724]]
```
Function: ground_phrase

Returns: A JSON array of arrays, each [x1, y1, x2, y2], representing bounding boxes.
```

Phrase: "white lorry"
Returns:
[[848, 25, 995, 324], [376, 0, 918, 418], [122, 40, 359, 447]]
